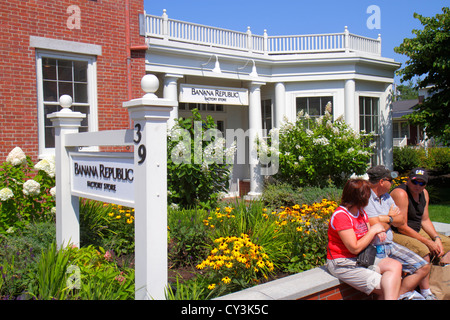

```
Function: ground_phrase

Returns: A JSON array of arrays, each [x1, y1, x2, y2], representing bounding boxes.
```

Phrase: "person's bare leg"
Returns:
[[400, 264, 430, 296], [419, 254, 431, 290], [377, 258, 402, 300]]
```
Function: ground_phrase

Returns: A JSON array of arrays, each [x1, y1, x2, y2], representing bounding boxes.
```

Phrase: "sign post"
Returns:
[[48, 95, 86, 249], [49, 75, 176, 300], [123, 75, 176, 300]]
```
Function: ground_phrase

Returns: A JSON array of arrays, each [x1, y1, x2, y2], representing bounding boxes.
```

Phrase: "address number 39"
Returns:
[[134, 123, 146, 164]]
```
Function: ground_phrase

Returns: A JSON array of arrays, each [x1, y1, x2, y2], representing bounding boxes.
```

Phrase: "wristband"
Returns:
[[434, 236, 441, 241], [388, 216, 393, 225]]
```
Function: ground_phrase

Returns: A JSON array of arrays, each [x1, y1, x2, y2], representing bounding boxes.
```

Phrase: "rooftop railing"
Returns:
[[145, 10, 381, 56]]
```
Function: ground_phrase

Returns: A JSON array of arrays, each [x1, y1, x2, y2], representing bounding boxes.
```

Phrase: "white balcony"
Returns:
[[144, 10, 381, 56]]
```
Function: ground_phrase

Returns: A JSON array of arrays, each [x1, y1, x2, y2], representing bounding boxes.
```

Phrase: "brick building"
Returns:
[[0, 0, 147, 162]]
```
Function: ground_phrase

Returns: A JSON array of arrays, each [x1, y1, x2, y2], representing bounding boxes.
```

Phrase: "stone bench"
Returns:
[[215, 266, 373, 300]]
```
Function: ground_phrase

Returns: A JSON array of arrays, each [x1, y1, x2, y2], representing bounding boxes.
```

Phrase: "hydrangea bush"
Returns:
[[0, 147, 56, 233], [167, 109, 236, 208], [273, 105, 375, 187]]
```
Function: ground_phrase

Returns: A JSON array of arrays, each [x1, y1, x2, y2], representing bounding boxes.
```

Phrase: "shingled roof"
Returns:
[[392, 99, 419, 118]]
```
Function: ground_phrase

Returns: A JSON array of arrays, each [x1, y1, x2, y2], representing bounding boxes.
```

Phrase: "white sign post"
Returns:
[[48, 95, 86, 249], [49, 75, 176, 300], [123, 75, 176, 300]]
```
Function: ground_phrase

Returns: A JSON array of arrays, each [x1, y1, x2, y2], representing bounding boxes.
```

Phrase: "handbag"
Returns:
[[356, 244, 377, 268]]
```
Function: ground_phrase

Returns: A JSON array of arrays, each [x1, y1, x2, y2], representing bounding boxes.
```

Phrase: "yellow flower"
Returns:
[[196, 263, 205, 270], [126, 218, 133, 224], [208, 283, 216, 290], [257, 260, 265, 268], [108, 212, 114, 217], [222, 276, 231, 284]]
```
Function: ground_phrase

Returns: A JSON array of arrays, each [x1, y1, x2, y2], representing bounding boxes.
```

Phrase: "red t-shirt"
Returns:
[[327, 206, 369, 259]]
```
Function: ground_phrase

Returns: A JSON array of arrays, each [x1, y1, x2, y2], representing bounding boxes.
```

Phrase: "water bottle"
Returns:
[[376, 245, 385, 258]]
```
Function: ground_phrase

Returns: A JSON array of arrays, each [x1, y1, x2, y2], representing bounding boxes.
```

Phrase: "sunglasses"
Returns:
[[411, 180, 426, 186]]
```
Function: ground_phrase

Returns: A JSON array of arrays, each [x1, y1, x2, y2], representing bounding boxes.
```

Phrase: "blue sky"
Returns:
[[144, 1, 448, 84]]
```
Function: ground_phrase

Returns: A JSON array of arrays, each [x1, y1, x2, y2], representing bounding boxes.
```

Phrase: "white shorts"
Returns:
[[326, 258, 382, 295]]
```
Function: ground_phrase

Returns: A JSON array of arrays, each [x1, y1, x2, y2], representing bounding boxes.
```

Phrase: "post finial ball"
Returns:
[[141, 74, 159, 98], [59, 95, 73, 112]]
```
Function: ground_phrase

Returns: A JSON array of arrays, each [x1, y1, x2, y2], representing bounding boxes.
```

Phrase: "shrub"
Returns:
[[168, 207, 211, 267], [273, 108, 373, 188], [262, 182, 342, 208], [422, 147, 450, 173], [393, 146, 421, 173], [167, 109, 235, 209], [0, 222, 55, 299], [0, 148, 56, 233]]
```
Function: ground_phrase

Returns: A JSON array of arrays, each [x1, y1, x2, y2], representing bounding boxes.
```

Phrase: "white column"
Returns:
[[246, 81, 265, 198], [275, 82, 286, 128], [344, 79, 356, 129], [123, 75, 177, 300], [48, 95, 85, 249], [163, 73, 183, 128]]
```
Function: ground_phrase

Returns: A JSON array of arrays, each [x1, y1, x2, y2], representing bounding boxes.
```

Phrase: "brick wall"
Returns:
[[300, 283, 375, 300], [0, 0, 146, 162]]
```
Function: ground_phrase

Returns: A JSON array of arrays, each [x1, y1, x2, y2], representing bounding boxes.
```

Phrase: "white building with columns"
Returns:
[[142, 10, 400, 197]]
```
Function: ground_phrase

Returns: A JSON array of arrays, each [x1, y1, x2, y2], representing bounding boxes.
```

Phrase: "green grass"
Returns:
[[429, 204, 450, 224]]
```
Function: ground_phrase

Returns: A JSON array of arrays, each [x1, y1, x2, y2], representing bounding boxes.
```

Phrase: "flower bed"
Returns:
[[0, 146, 338, 300]]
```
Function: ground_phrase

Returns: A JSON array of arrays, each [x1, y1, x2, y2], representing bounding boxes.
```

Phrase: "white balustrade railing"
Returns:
[[268, 33, 345, 53], [145, 11, 381, 56]]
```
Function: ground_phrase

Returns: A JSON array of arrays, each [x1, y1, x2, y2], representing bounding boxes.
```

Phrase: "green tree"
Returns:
[[394, 7, 450, 145], [395, 80, 418, 101]]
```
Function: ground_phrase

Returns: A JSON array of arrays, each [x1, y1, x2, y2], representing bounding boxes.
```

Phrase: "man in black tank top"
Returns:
[[391, 168, 450, 299]]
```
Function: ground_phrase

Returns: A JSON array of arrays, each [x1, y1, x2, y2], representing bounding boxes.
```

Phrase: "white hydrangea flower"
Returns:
[[313, 136, 330, 146], [23, 180, 41, 196], [0, 188, 14, 201], [34, 155, 56, 178], [6, 147, 27, 166], [50, 186, 56, 199]]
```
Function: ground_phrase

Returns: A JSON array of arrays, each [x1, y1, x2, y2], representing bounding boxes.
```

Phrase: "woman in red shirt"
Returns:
[[327, 179, 403, 300]]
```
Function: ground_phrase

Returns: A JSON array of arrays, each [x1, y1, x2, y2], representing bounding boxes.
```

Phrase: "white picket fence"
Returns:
[[144, 10, 381, 56]]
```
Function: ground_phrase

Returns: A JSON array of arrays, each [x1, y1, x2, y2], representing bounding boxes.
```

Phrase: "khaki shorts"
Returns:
[[326, 258, 382, 295], [393, 229, 450, 259]]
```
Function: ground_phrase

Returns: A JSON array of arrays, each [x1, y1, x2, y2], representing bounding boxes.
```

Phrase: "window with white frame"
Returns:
[[359, 96, 380, 165], [36, 52, 97, 155], [296, 96, 334, 119], [393, 121, 409, 139], [261, 99, 272, 134], [359, 96, 379, 134]]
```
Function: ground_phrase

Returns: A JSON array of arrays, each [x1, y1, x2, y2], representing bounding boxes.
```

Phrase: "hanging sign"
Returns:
[[179, 84, 248, 106], [70, 152, 134, 206]]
